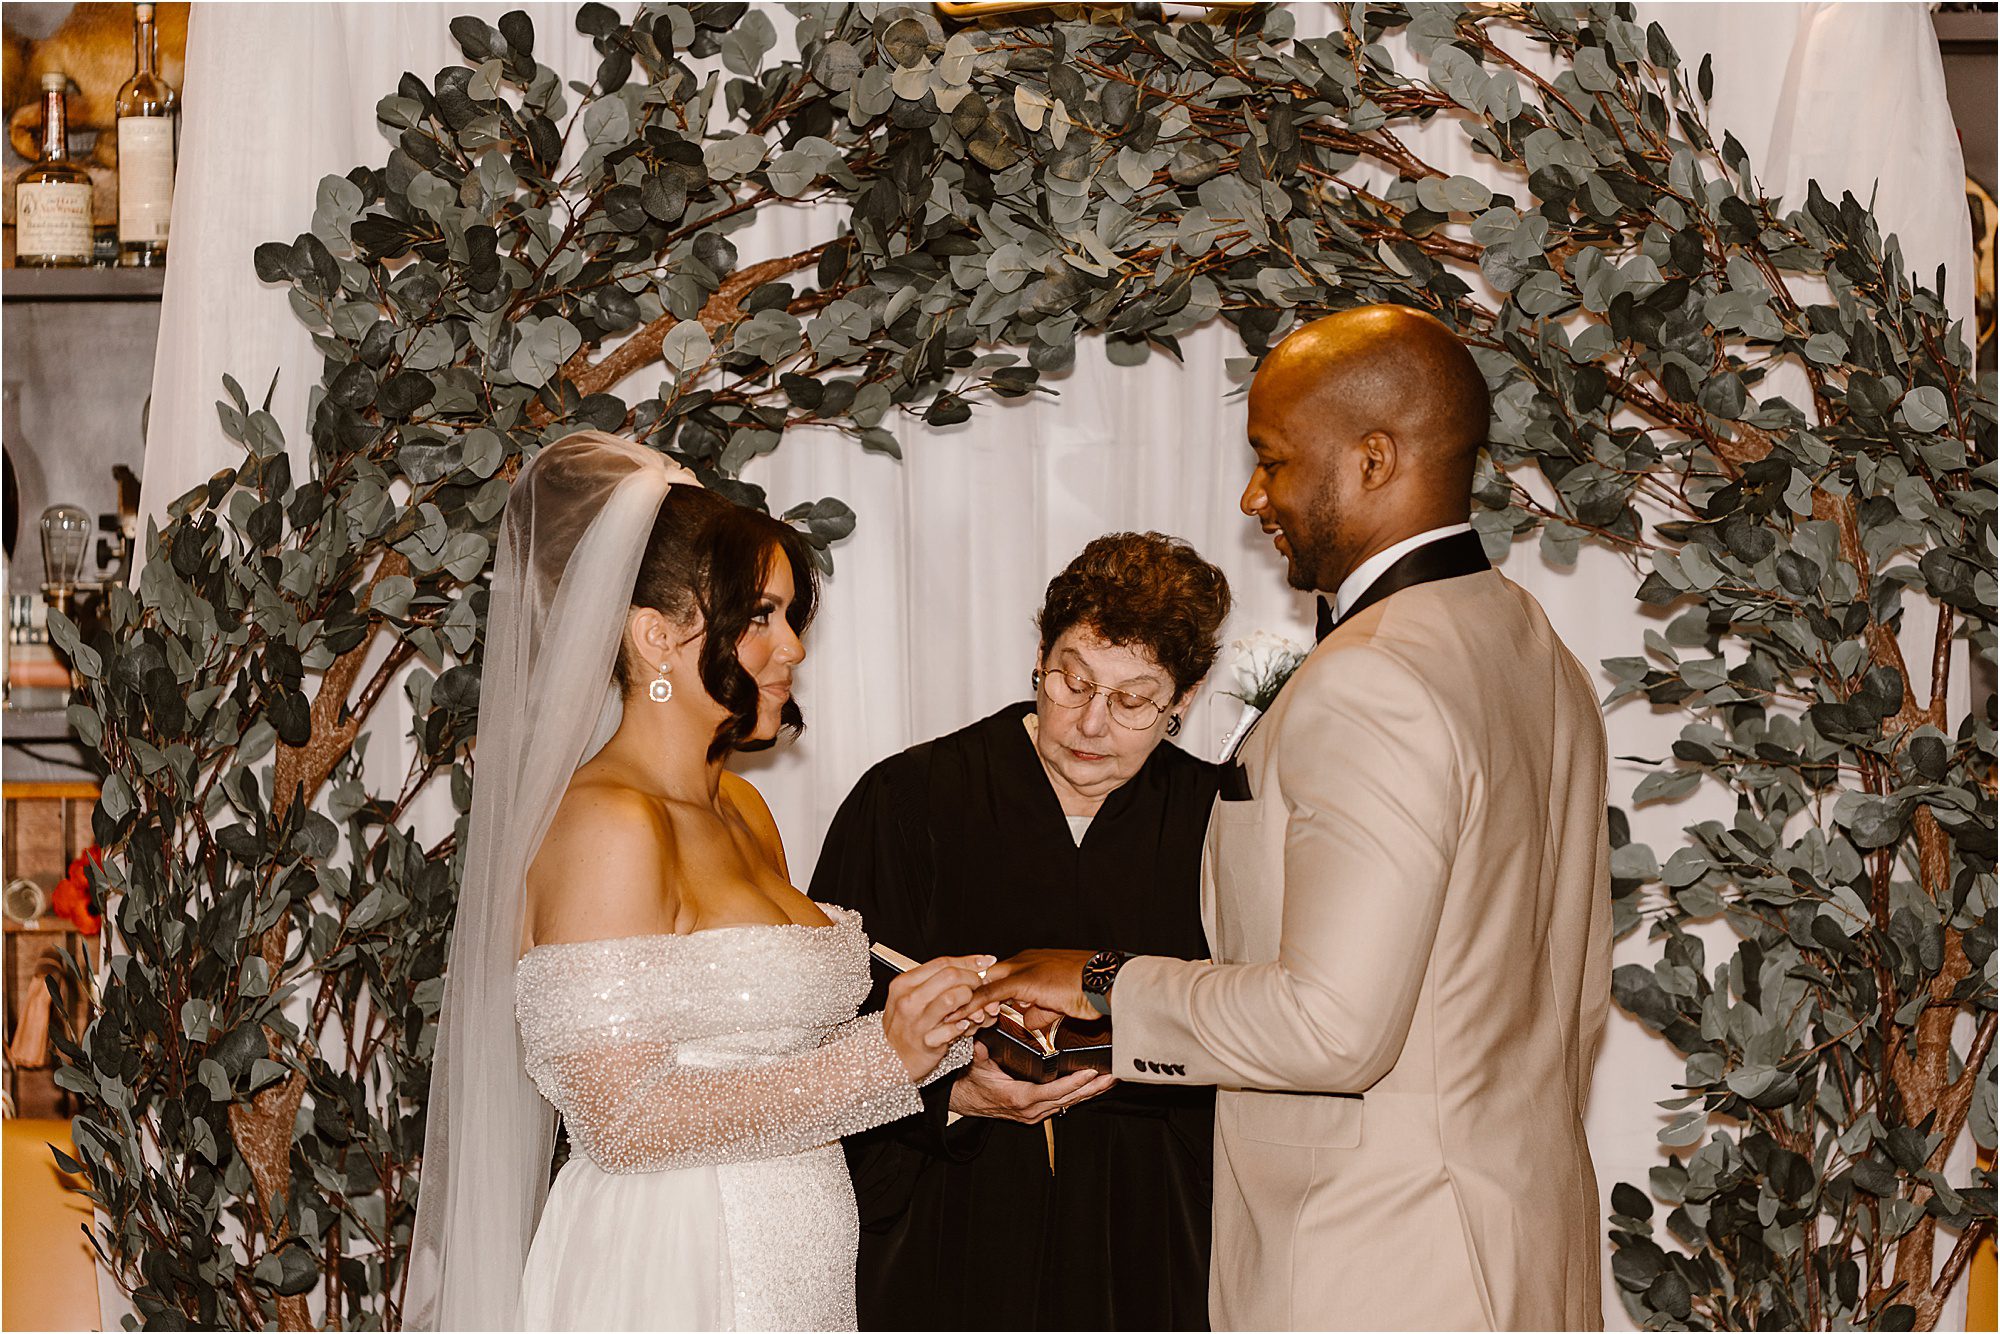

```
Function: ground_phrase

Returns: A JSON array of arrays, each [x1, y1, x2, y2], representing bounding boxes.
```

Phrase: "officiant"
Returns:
[[813, 532, 1229, 1331]]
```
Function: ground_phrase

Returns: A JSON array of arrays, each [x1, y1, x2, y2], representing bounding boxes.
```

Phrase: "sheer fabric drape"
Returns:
[[404, 432, 687, 1328], [139, 6, 1972, 1328]]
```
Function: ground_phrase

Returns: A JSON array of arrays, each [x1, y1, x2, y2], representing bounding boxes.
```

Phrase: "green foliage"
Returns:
[[51, 3, 1993, 1328]]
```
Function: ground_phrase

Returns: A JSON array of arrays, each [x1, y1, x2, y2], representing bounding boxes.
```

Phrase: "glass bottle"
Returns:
[[15, 73, 93, 268], [116, 2, 177, 266]]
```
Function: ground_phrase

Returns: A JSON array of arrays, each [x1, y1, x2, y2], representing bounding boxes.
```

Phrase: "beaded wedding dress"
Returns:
[[403, 436, 966, 1330], [514, 905, 956, 1329]]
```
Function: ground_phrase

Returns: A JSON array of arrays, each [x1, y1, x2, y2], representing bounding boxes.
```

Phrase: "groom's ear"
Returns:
[[1357, 429, 1399, 491]]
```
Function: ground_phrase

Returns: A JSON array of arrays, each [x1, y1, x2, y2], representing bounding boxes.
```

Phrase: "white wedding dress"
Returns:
[[513, 905, 955, 1330]]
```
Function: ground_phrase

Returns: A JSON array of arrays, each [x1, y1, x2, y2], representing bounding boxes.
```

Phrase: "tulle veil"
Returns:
[[403, 431, 696, 1329]]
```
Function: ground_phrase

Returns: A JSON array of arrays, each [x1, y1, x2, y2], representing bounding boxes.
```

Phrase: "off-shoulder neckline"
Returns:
[[517, 903, 860, 964]]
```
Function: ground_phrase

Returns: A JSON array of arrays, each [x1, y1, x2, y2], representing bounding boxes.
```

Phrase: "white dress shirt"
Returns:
[[1331, 522, 1475, 622]]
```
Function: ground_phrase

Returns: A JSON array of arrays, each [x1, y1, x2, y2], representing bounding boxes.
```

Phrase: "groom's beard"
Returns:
[[1283, 485, 1343, 593]]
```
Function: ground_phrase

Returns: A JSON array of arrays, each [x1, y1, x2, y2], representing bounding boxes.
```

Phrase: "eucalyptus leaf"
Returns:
[[660, 321, 714, 374]]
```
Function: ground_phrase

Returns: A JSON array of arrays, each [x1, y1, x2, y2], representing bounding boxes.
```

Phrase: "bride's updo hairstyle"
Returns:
[[616, 485, 819, 758]]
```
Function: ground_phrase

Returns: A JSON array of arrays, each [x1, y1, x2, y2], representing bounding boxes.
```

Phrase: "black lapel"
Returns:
[[1232, 533, 1490, 769], [1319, 531, 1491, 642]]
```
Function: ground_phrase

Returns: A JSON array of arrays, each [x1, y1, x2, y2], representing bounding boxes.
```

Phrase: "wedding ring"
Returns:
[[977, 968, 989, 981]]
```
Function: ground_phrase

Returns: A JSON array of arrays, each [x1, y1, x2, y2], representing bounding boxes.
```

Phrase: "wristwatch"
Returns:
[[1081, 949, 1130, 1016]]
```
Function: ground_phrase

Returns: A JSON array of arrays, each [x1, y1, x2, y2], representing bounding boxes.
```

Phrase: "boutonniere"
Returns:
[[1216, 632, 1310, 760], [1226, 631, 1310, 712]]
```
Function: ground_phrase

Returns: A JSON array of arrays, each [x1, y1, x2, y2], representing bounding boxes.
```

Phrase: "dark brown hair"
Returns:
[[1035, 532, 1231, 699], [617, 485, 818, 759]]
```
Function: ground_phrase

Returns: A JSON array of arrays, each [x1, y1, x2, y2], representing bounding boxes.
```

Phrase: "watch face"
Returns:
[[1083, 951, 1125, 992]]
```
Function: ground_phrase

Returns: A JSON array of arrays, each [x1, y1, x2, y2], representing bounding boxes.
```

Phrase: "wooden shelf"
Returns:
[[1, 781, 98, 800], [3, 919, 90, 935], [0, 267, 165, 302], [1935, 9, 1998, 49]]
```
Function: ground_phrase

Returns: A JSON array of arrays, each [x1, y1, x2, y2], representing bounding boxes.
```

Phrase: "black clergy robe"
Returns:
[[811, 702, 1218, 1331]]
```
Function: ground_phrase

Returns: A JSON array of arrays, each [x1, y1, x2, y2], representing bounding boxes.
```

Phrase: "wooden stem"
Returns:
[[528, 245, 833, 427], [1917, 1217, 1994, 1329]]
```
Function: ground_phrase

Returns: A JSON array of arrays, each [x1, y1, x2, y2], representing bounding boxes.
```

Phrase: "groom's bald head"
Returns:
[[1243, 306, 1491, 592], [1255, 306, 1490, 488]]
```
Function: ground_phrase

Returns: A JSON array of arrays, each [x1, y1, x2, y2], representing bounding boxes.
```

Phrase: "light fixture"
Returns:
[[38, 502, 89, 614]]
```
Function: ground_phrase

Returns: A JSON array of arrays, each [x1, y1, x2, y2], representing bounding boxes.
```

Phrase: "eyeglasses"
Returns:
[[1033, 667, 1170, 730]]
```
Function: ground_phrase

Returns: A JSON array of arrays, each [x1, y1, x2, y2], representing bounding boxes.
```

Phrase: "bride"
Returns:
[[404, 432, 994, 1329]]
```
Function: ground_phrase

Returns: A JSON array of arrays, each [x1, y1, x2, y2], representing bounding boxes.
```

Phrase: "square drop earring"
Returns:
[[649, 662, 673, 703]]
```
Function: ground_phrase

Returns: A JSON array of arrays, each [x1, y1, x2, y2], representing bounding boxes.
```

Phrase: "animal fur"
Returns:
[[6, 3, 187, 168]]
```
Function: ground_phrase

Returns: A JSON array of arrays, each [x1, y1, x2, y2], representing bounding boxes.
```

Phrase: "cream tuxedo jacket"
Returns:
[[1113, 568, 1611, 1330]]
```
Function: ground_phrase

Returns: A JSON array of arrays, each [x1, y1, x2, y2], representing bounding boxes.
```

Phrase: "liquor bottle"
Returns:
[[15, 73, 93, 268], [115, 2, 178, 266]]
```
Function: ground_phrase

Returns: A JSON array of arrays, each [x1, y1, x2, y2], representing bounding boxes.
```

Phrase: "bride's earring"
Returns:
[[649, 662, 673, 704], [1165, 715, 1183, 738]]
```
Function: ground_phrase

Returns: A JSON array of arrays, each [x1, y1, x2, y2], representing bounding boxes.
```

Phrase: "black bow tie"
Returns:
[[1229, 532, 1493, 770], [1316, 532, 1493, 642]]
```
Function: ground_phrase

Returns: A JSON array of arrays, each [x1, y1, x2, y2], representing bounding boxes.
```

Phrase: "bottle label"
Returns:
[[117, 116, 174, 243], [16, 180, 93, 258]]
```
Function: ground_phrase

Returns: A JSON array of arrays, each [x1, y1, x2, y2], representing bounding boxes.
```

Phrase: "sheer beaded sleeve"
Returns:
[[821, 1013, 974, 1088], [514, 913, 972, 1175], [524, 1009, 939, 1174]]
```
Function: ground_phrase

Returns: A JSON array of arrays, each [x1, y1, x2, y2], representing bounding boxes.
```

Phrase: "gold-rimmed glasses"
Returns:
[[1033, 666, 1170, 730]]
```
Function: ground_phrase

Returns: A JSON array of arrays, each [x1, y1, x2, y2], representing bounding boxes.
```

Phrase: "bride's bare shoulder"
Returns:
[[526, 779, 678, 947]]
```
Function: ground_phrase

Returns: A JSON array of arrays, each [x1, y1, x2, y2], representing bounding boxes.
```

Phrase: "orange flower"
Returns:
[[41, 847, 108, 933], [50, 876, 83, 920], [47, 874, 100, 933]]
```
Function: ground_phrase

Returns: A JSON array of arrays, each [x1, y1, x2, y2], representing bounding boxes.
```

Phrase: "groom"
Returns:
[[975, 306, 1611, 1330]]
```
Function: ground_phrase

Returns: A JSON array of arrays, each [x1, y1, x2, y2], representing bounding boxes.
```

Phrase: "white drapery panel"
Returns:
[[139, 6, 1972, 1328]]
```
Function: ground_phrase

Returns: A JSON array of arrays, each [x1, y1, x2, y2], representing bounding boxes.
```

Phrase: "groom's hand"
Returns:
[[967, 948, 1098, 1023]]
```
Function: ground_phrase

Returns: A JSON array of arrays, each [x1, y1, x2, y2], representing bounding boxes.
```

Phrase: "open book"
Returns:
[[869, 942, 1113, 1083]]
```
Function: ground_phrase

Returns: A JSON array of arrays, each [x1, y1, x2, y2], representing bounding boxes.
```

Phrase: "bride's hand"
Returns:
[[884, 954, 1000, 1082]]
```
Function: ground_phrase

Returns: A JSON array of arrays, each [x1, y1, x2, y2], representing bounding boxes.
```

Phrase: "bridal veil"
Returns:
[[403, 431, 695, 1329]]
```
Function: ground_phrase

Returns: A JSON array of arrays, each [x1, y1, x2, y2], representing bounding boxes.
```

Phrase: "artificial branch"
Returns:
[[271, 551, 413, 820], [529, 244, 834, 427], [1917, 1218, 1995, 1330]]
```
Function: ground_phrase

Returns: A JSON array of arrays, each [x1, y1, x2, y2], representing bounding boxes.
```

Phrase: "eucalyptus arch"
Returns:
[[47, 3, 1992, 1328]]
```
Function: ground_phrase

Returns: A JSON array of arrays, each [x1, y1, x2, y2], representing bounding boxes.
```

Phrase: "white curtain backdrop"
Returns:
[[134, 4, 1973, 1328]]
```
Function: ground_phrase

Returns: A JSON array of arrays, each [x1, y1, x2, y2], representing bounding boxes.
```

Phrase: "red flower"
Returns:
[[48, 873, 101, 934], [50, 876, 83, 919], [58, 845, 108, 934]]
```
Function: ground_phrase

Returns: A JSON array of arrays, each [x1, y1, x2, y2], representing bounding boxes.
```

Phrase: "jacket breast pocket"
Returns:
[[1225, 1088, 1363, 1149]]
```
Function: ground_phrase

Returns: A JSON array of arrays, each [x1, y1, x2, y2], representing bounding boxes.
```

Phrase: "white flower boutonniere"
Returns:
[[1216, 631, 1310, 761], [1227, 630, 1310, 712]]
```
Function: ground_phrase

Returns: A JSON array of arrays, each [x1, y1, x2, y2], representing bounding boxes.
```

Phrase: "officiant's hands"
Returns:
[[950, 1043, 1116, 1124], [966, 949, 1099, 1027], [888, 954, 1003, 1083]]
